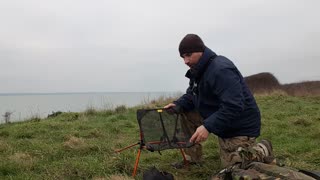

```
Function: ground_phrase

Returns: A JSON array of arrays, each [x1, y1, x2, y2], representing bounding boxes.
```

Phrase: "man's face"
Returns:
[[182, 52, 203, 69]]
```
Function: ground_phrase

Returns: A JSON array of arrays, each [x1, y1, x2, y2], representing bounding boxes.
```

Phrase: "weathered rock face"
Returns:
[[244, 72, 281, 94], [244, 72, 320, 96], [282, 81, 320, 96]]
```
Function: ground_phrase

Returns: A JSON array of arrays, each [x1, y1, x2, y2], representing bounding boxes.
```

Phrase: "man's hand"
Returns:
[[164, 103, 178, 114], [164, 103, 176, 109], [164, 103, 183, 114], [190, 125, 209, 144]]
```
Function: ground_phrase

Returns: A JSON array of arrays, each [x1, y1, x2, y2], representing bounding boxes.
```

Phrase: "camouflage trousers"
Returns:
[[218, 136, 269, 168], [182, 112, 269, 167], [211, 162, 316, 180]]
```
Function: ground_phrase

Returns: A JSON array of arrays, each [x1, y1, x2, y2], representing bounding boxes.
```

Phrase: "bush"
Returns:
[[115, 105, 127, 113], [85, 106, 97, 116]]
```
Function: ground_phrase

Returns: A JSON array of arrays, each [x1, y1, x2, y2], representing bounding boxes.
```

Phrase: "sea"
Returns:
[[0, 92, 180, 123]]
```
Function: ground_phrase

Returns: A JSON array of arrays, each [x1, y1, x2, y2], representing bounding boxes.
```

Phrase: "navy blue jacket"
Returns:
[[175, 47, 261, 138]]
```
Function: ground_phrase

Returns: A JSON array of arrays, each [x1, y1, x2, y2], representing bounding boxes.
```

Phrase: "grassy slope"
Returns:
[[0, 95, 319, 180]]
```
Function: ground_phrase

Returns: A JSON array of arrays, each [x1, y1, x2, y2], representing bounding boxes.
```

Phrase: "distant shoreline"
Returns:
[[0, 91, 179, 96]]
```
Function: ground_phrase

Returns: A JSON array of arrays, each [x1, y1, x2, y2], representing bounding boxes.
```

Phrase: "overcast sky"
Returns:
[[0, 0, 319, 93]]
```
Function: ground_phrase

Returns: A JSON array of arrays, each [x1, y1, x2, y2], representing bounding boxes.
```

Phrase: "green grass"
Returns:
[[0, 96, 319, 179]]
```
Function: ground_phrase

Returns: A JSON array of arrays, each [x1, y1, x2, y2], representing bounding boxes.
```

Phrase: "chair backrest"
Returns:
[[137, 109, 194, 151]]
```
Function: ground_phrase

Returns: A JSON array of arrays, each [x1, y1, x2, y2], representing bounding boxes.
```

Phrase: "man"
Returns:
[[164, 34, 273, 168]]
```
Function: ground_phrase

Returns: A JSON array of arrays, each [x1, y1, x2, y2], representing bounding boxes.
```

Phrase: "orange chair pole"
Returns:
[[179, 148, 189, 166], [114, 142, 139, 153], [132, 148, 142, 177]]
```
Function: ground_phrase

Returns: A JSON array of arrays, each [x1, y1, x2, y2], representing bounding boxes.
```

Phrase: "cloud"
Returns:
[[0, 0, 319, 92]]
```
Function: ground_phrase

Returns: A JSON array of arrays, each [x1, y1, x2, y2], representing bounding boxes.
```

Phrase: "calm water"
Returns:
[[0, 92, 179, 123]]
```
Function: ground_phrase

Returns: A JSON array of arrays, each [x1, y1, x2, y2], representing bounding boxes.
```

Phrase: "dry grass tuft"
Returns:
[[85, 129, 104, 138], [108, 175, 134, 180], [63, 136, 87, 150], [142, 95, 179, 108], [293, 118, 312, 127], [92, 177, 107, 180], [9, 152, 34, 169], [0, 140, 10, 152]]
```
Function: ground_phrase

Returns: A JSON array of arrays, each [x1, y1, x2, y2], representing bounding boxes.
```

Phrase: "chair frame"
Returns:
[[115, 109, 191, 177]]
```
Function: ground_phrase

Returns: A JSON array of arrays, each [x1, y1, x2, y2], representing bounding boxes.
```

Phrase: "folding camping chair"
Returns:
[[115, 108, 195, 177]]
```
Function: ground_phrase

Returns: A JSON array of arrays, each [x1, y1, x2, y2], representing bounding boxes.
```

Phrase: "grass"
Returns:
[[0, 95, 319, 179]]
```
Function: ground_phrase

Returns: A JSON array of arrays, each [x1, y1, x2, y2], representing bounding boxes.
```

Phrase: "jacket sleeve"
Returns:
[[203, 68, 245, 136], [174, 80, 195, 111]]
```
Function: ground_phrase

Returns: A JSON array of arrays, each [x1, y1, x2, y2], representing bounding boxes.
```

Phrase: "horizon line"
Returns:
[[0, 91, 182, 96]]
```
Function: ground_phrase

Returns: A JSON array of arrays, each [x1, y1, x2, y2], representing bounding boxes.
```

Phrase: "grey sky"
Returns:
[[1, 0, 319, 93]]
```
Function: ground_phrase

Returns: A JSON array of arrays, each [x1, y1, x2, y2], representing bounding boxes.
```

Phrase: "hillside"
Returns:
[[244, 72, 320, 96], [0, 95, 319, 179]]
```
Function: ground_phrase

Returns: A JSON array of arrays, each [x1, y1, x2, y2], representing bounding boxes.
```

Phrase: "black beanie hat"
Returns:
[[179, 34, 205, 57]]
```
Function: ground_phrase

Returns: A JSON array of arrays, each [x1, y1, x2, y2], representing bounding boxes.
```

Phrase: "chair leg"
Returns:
[[179, 148, 189, 166], [132, 148, 142, 177], [114, 142, 139, 153]]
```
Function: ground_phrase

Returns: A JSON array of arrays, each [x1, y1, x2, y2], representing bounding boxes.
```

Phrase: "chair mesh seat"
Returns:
[[137, 109, 194, 151]]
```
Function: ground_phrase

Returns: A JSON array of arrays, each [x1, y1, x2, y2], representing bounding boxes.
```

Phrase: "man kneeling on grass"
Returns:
[[164, 34, 274, 169]]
